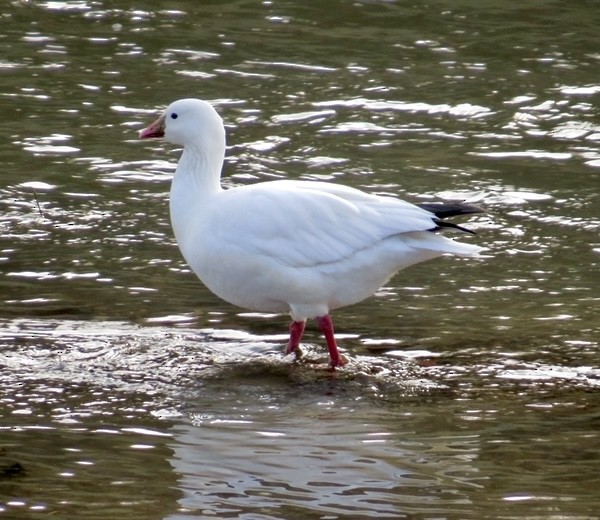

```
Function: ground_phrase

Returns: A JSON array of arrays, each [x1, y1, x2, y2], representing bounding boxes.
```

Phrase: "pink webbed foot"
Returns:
[[285, 320, 306, 360], [317, 315, 349, 370]]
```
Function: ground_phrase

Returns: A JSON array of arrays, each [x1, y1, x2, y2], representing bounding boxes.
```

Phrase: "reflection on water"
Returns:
[[1, 0, 600, 518], [169, 414, 473, 519]]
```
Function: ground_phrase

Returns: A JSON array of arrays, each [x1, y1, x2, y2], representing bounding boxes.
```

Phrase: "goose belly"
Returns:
[[178, 236, 446, 316]]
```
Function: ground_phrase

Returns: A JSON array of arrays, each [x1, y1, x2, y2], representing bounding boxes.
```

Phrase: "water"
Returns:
[[1, 1, 599, 518]]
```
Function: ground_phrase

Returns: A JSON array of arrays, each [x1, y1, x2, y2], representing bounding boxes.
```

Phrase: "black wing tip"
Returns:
[[431, 221, 477, 235], [417, 202, 484, 219], [419, 201, 483, 235]]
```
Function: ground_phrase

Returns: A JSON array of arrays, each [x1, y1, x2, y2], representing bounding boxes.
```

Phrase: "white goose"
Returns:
[[139, 98, 483, 368]]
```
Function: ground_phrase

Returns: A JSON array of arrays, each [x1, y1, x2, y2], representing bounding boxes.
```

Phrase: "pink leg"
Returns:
[[317, 315, 348, 369], [285, 320, 305, 359]]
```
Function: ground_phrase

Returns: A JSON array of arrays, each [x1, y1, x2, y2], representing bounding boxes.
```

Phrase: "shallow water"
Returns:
[[1, 1, 599, 518]]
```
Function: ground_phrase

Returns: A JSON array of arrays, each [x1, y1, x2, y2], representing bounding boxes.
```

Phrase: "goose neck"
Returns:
[[176, 145, 223, 194]]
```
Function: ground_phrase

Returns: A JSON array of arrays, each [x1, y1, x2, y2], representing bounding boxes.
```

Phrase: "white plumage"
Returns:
[[140, 98, 483, 368]]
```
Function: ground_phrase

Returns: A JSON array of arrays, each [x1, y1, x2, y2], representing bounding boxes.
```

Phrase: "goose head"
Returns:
[[139, 98, 225, 154]]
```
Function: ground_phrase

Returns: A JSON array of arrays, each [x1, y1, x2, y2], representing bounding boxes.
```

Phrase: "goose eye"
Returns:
[[170, 113, 178, 120]]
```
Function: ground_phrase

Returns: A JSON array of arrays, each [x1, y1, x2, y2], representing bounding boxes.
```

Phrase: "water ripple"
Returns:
[[314, 97, 493, 119]]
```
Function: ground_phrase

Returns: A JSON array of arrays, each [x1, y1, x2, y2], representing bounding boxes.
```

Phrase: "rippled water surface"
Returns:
[[1, 1, 599, 518]]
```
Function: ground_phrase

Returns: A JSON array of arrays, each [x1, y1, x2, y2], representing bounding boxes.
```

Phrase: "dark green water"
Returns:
[[1, 1, 599, 518]]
